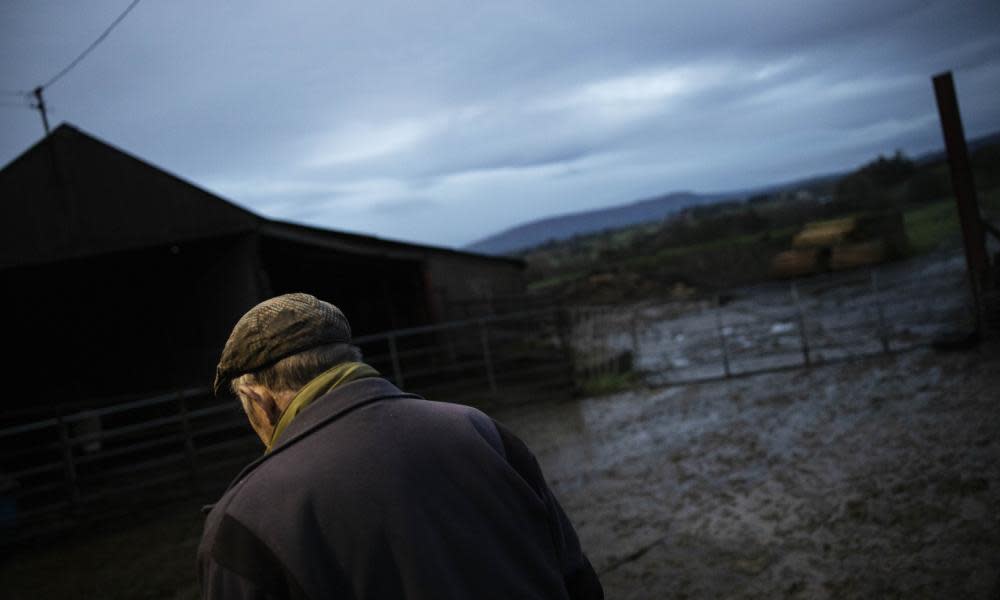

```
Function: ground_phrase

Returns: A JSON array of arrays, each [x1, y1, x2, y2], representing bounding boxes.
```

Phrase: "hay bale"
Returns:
[[830, 240, 886, 270], [771, 248, 820, 278], [792, 218, 857, 249]]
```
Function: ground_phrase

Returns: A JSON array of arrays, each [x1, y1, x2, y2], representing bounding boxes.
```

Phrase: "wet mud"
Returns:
[[493, 345, 1000, 599]]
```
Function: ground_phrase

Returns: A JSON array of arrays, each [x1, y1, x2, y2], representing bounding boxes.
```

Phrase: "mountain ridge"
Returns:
[[464, 129, 1000, 256], [465, 191, 732, 255]]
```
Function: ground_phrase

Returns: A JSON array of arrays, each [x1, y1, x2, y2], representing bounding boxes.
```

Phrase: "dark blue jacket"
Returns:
[[198, 377, 603, 599]]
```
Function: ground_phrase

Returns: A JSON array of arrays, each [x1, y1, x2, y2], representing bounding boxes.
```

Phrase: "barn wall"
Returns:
[[2, 234, 259, 419], [1, 125, 529, 421]]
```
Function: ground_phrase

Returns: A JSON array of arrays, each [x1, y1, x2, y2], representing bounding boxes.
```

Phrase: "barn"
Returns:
[[0, 124, 524, 420]]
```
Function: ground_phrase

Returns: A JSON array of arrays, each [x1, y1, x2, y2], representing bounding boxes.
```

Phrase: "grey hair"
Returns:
[[231, 342, 363, 395]]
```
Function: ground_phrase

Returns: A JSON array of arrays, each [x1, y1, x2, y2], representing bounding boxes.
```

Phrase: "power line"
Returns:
[[16, 0, 144, 134], [42, 0, 144, 89], [0, 90, 31, 109]]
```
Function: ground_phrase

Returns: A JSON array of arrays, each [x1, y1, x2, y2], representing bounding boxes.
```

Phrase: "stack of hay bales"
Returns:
[[771, 212, 909, 278]]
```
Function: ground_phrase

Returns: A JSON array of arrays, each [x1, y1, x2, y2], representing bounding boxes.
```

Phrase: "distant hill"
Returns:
[[464, 129, 1000, 256], [466, 191, 729, 255], [913, 129, 1000, 165]]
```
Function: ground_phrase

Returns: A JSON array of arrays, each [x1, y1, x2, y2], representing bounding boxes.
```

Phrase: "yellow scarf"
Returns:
[[267, 362, 380, 452]]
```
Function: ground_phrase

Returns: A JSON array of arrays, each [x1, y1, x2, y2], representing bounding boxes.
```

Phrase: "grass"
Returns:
[[903, 200, 961, 255], [579, 370, 642, 397], [624, 193, 995, 271], [528, 269, 588, 292], [527, 186, 1000, 297], [902, 188, 1000, 255], [614, 226, 798, 274]]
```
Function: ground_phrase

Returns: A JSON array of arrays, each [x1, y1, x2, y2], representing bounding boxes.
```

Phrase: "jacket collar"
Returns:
[[223, 378, 421, 494], [267, 362, 379, 452]]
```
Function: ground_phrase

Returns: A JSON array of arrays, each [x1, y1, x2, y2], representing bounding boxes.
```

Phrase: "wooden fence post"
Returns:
[[714, 295, 732, 378], [56, 417, 81, 507], [480, 320, 498, 395], [388, 334, 404, 387], [870, 270, 891, 354], [791, 282, 812, 367]]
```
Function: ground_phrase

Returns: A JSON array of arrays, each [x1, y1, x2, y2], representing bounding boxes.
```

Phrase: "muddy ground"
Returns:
[[4, 250, 998, 599], [3, 345, 997, 600], [494, 344, 1000, 598]]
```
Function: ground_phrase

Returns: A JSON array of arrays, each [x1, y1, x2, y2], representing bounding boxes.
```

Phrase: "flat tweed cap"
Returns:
[[213, 293, 352, 396]]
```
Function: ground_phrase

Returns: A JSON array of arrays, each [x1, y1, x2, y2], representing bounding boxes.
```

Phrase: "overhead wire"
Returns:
[[41, 0, 144, 90], [2, 0, 144, 133]]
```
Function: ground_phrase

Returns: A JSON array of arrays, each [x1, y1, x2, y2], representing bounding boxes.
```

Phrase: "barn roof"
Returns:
[[260, 220, 524, 266], [1, 124, 523, 270]]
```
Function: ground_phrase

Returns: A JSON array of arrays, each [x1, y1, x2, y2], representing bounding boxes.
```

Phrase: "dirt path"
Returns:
[[494, 344, 1000, 599]]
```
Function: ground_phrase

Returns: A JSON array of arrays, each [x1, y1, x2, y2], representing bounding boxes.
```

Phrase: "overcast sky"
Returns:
[[2, 1, 999, 248]]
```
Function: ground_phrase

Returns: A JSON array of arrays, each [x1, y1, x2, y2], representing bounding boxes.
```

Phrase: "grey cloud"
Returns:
[[417, 143, 598, 180], [2, 0, 999, 247]]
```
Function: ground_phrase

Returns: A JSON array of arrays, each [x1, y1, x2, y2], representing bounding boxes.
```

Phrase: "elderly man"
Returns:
[[198, 293, 603, 599]]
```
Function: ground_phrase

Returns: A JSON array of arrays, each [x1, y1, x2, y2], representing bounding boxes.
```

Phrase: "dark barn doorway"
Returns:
[[259, 235, 432, 336], [4, 234, 258, 420]]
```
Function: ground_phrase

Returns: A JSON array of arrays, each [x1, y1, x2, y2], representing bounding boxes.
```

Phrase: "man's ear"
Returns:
[[238, 385, 284, 427]]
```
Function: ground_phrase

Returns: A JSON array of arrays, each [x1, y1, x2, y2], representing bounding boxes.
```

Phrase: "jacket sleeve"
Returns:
[[198, 511, 309, 600], [492, 419, 605, 600], [201, 557, 280, 600]]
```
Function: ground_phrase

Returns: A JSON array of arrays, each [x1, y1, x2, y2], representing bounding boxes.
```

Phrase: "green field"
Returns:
[[904, 200, 962, 255], [904, 190, 1000, 255]]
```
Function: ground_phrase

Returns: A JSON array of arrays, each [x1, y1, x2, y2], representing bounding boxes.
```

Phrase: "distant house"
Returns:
[[0, 124, 524, 418]]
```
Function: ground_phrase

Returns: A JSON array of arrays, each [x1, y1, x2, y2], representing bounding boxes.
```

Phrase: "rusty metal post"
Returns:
[[932, 71, 988, 333]]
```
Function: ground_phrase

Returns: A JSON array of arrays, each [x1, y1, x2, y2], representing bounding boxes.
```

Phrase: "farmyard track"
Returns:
[[496, 344, 999, 598]]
